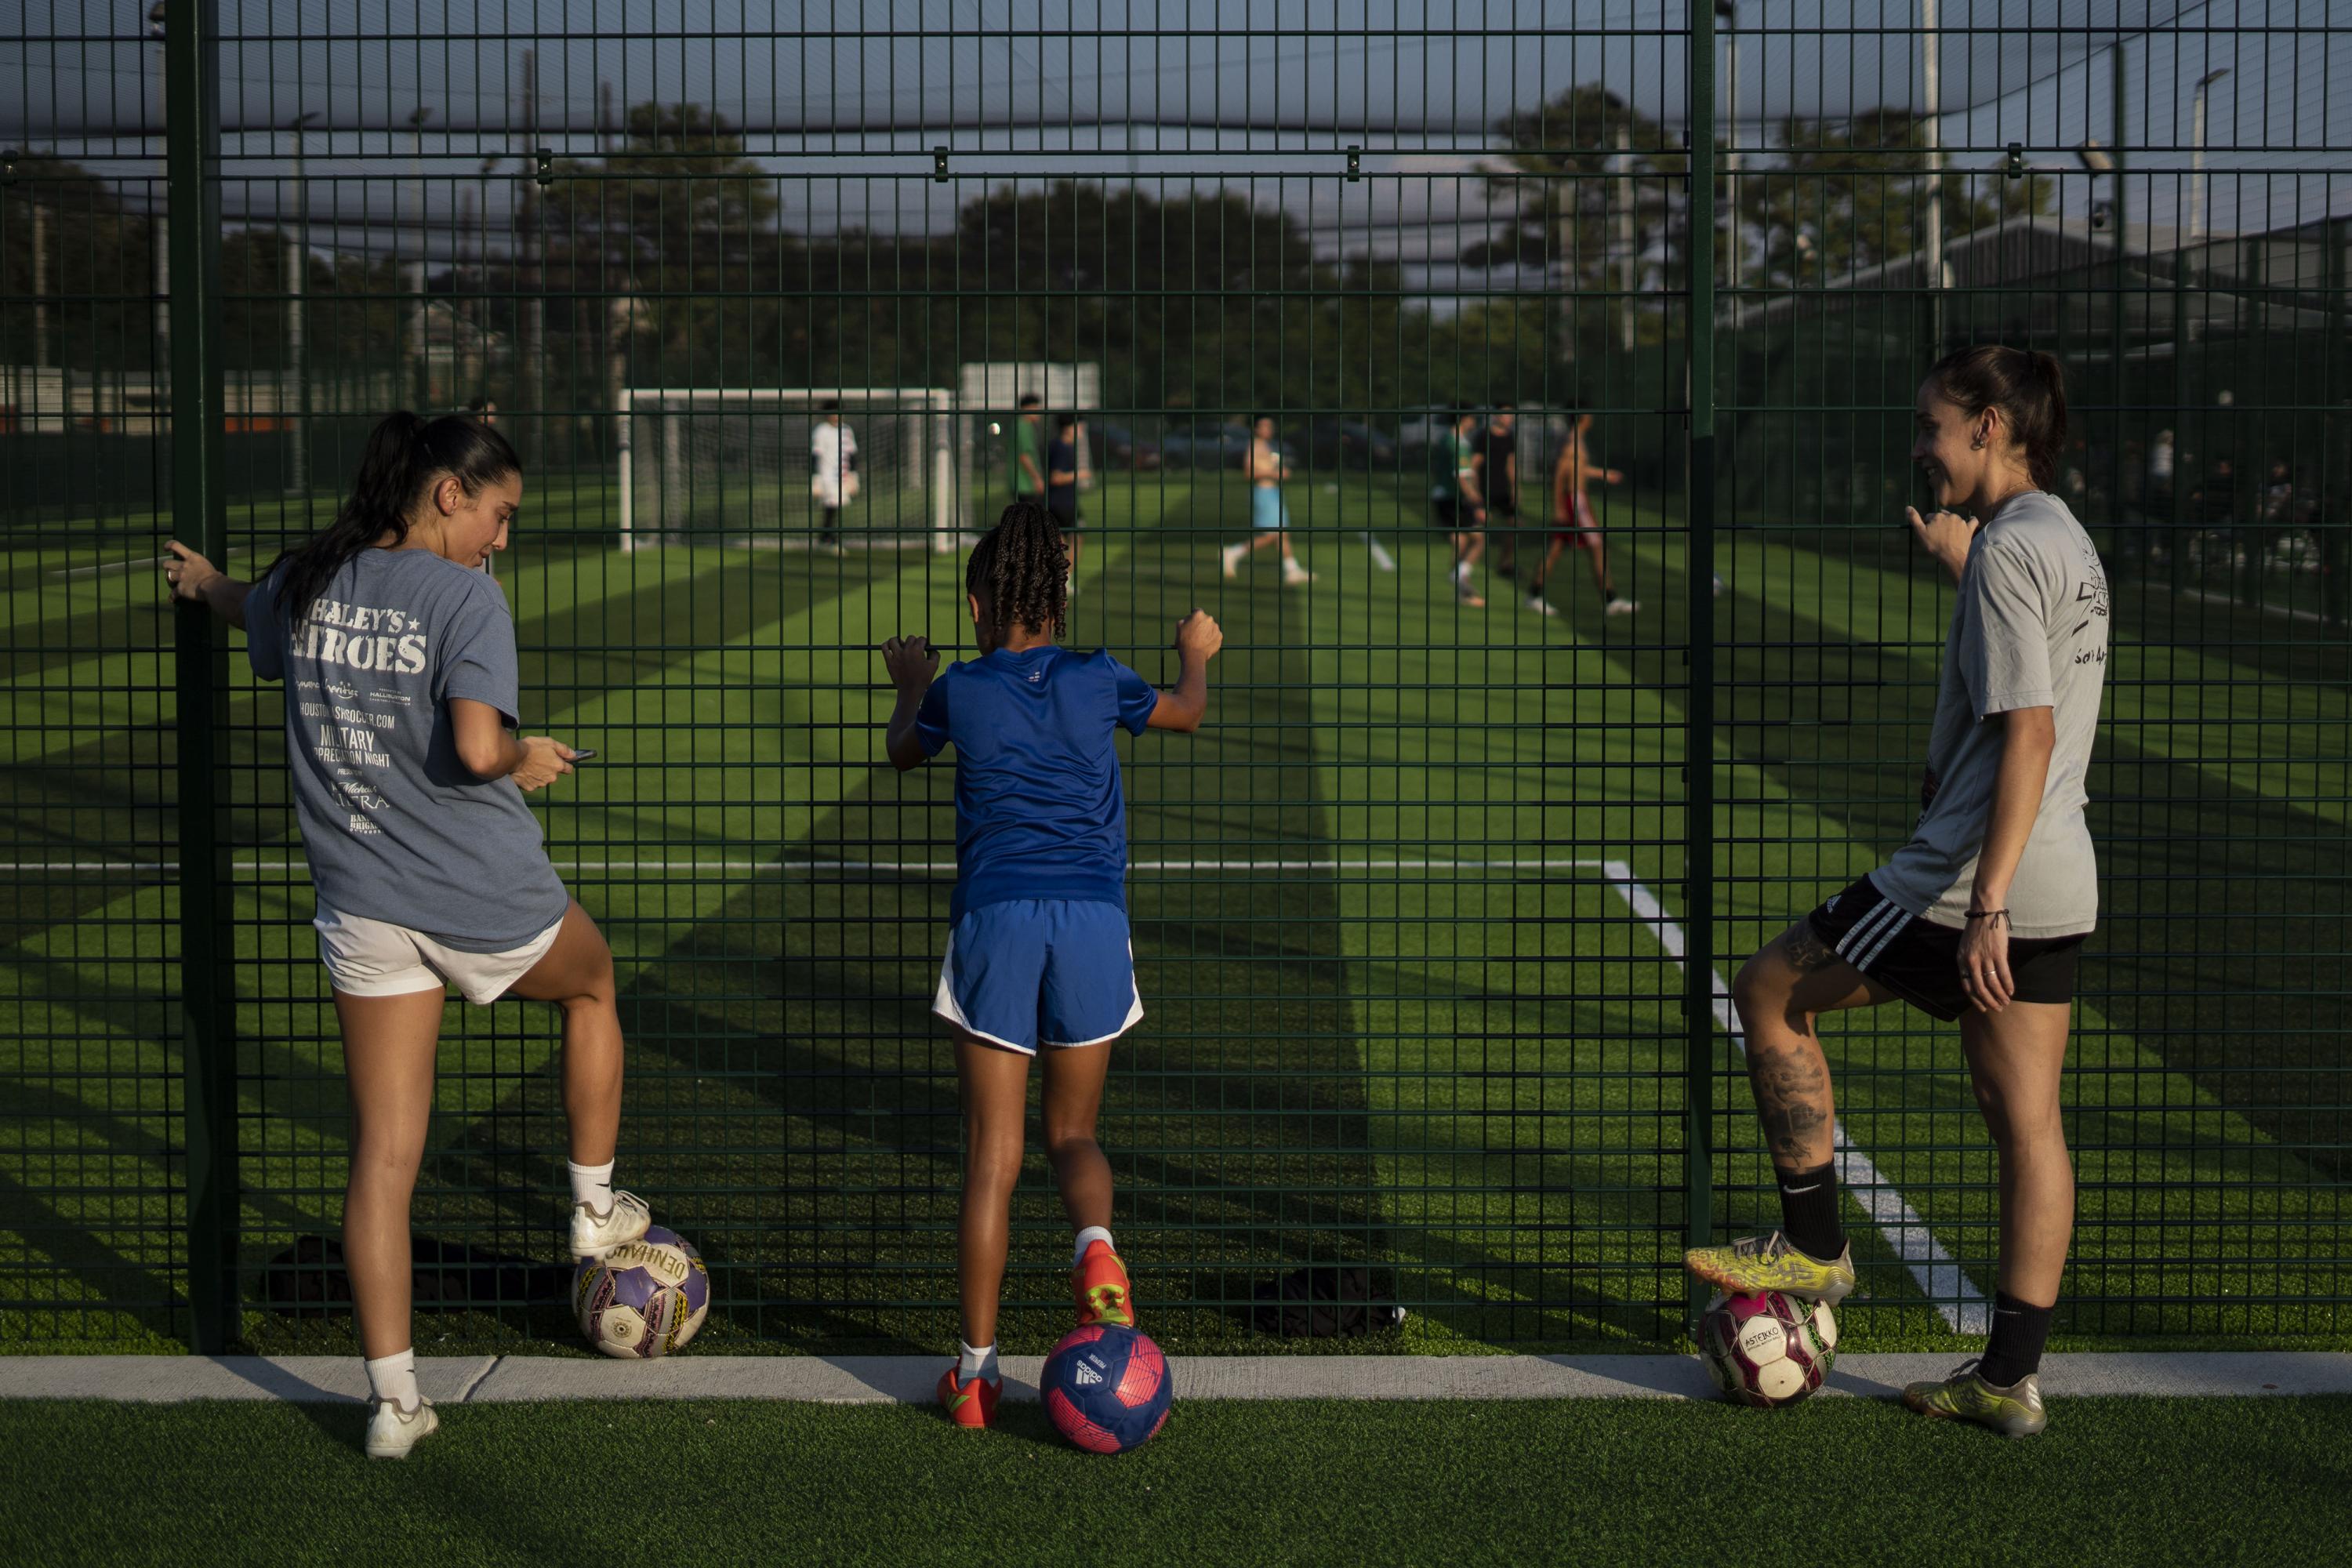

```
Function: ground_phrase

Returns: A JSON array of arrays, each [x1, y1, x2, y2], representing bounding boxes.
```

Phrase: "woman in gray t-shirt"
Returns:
[[165, 412, 655, 1459], [1682, 347, 2109, 1438]]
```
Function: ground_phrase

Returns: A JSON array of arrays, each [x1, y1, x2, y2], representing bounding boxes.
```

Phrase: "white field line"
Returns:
[[2171, 585, 2332, 626], [0, 858, 1606, 877], [1597, 859, 1990, 1336]]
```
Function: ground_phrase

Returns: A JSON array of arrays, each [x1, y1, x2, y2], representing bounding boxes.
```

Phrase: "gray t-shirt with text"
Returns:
[[244, 549, 568, 949], [1873, 491, 2110, 938]]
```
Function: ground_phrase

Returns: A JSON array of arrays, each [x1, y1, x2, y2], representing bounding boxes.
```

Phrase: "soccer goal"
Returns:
[[615, 387, 960, 553]]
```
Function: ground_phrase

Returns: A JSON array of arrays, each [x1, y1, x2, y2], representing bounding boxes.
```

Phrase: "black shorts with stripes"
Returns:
[[1805, 875, 2087, 1022]]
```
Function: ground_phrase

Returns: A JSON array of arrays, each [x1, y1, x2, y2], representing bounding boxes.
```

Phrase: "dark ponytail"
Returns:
[[271, 411, 521, 627], [1926, 345, 2068, 491], [965, 500, 1068, 641]]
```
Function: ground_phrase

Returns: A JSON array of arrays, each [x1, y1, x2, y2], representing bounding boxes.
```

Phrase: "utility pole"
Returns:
[[149, 1, 169, 376], [1920, 0, 1949, 350], [1617, 122, 1637, 353], [288, 111, 317, 496], [408, 105, 432, 408], [30, 187, 48, 369], [519, 49, 544, 466], [2188, 67, 2230, 256], [1715, 2, 1737, 323]]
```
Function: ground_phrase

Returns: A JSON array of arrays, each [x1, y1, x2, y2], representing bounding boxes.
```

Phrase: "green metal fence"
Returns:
[[2, 3, 2343, 1356]]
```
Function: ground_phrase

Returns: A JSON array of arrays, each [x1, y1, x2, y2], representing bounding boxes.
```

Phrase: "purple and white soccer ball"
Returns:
[[572, 1225, 710, 1359]]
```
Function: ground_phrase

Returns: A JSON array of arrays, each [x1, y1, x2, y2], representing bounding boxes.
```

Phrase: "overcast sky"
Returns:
[[4, 1, 2342, 252]]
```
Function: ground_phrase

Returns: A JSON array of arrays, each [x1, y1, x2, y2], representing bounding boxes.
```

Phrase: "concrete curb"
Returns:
[[2, 1352, 2346, 1405]]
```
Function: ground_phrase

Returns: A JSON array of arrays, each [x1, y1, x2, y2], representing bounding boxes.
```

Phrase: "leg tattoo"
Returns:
[[1780, 920, 1841, 976]]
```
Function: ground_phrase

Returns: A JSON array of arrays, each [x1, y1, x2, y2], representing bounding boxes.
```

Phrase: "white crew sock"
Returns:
[[1073, 1225, 1116, 1266], [957, 1341, 1000, 1383], [365, 1348, 420, 1413], [567, 1159, 615, 1212]]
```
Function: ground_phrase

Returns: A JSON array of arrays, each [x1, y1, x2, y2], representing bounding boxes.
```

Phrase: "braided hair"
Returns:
[[966, 499, 1068, 642]]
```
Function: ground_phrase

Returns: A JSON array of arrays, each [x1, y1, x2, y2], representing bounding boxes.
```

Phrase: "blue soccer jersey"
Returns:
[[913, 645, 1158, 922]]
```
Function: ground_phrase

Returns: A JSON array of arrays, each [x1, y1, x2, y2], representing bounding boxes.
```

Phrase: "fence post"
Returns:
[[167, 0, 236, 1354], [1684, 4, 1720, 1327]]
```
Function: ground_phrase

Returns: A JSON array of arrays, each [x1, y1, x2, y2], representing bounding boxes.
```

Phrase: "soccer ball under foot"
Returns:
[[1041, 1324, 1172, 1453], [1700, 1289, 1837, 1406], [573, 1225, 710, 1358]]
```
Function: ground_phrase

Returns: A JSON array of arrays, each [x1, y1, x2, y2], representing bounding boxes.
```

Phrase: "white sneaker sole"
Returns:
[[365, 1402, 439, 1460]]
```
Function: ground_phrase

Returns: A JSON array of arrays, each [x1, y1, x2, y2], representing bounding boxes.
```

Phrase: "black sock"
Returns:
[[1775, 1162, 1846, 1261], [1979, 1291, 2054, 1387]]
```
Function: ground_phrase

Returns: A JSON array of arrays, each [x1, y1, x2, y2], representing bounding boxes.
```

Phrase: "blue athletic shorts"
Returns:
[[1250, 487, 1290, 532], [932, 898, 1143, 1053]]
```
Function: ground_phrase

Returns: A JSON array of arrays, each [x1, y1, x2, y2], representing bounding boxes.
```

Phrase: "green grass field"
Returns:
[[2, 468, 2345, 1356], [7, 1395, 2350, 1564]]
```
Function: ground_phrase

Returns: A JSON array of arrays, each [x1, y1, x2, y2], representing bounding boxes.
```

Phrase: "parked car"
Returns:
[[1158, 420, 1253, 470], [1287, 420, 1399, 471], [1394, 406, 1460, 463], [1091, 422, 1161, 471]]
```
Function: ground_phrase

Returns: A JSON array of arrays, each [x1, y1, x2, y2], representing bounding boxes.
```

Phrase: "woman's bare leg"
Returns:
[[333, 986, 447, 1361], [506, 901, 622, 1167], [1959, 1001, 2075, 1305], [1728, 922, 1895, 1172], [1040, 1042, 1114, 1232], [953, 1030, 1033, 1348]]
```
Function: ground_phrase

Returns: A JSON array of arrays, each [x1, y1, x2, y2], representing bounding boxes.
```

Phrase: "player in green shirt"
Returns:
[[1432, 408, 1488, 605], [1009, 394, 1046, 501]]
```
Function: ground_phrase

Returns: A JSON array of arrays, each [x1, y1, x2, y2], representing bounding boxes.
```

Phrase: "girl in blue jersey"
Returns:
[[881, 502, 1221, 1428]]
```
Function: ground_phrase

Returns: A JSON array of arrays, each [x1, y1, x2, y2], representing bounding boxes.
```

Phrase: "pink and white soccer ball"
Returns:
[[572, 1225, 710, 1359], [1700, 1289, 1838, 1406]]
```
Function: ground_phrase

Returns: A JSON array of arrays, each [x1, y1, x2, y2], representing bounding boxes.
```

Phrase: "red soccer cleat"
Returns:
[[1071, 1239, 1136, 1330], [937, 1363, 1000, 1429]]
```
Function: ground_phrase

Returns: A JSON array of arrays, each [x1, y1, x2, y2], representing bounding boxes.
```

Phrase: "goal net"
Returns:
[[617, 387, 959, 552]]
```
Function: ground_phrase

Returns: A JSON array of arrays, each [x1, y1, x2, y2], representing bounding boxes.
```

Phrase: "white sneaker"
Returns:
[[1221, 544, 1245, 579], [1283, 564, 1316, 585], [1526, 593, 1557, 617], [1604, 597, 1640, 617], [1712, 574, 1726, 597], [365, 1396, 439, 1460], [570, 1189, 652, 1259]]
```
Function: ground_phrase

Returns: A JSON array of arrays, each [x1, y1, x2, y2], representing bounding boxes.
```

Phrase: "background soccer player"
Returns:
[[1008, 391, 1047, 505], [1526, 407, 1633, 618], [1683, 347, 2107, 1437], [1474, 404, 1521, 579], [1433, 407, 1488, 605], [1221, 414, 1313, 585], [880, 503, 1221, 1429], [811, 397, 858, 552], [163, 412, 655, 1458]]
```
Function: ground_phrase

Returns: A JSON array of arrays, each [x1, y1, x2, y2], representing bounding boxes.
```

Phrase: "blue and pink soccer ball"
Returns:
[[572, 1225, 710, 1358], [1041, 1324, 1172, 1453]]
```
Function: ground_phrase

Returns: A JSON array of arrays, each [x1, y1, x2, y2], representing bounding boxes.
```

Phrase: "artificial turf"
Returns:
[[3, 467, 2343, 1358], [6, 1395, 2351, 1565]]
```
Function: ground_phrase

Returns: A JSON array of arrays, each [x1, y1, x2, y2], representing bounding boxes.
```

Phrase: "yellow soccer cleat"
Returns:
[[1903, 1358, 2047, 1437], [1682, 1232, 1856, 1305]]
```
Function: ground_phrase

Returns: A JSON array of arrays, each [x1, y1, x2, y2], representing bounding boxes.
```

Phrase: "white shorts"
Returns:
[[314, 905, 566, 1005]]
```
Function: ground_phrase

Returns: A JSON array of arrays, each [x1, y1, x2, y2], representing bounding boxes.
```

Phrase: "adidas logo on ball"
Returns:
[[1075, 1361, 1104, 1386]]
